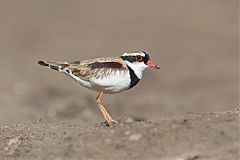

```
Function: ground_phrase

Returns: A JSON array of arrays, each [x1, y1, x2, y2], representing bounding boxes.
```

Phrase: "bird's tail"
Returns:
[[37, 60, 70, 71]]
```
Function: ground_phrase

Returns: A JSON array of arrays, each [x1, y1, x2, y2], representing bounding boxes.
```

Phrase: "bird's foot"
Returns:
[[108, 119, 118, 124], [101, 119, 118, 126]]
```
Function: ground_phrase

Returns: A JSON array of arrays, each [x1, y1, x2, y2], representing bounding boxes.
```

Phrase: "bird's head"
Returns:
[[121, 50, 160, 79]]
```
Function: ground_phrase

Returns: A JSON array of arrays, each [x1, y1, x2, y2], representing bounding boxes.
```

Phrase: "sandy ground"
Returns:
[[0, 0, 239, 159], [0, 110, 239, 160]]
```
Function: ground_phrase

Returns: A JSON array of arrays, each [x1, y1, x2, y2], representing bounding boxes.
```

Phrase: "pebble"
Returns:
[[153, 128, 158, 132], [105, 139, 111, 143], [37, 117, 43, 123], [118, 117, 134, 124], [129, 133, 142, 141], [124, 131, 131, 135]]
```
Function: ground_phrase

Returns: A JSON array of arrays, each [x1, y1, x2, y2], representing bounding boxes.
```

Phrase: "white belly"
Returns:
[[61, 68, 131, 94], [90, 71, 131, 94]]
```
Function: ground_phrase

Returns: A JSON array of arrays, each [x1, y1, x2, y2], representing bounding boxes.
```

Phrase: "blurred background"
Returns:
[[0, 0, 238, 124]]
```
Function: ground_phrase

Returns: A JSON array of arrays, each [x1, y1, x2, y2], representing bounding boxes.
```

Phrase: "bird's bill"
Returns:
[[147, 60, 160, 69]]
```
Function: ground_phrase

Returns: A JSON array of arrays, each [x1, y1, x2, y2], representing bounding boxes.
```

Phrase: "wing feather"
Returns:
[[66, 57, 128, 80]]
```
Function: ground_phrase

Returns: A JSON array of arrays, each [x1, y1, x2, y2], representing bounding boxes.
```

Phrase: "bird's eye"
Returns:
[[135, 55, 143, 61]]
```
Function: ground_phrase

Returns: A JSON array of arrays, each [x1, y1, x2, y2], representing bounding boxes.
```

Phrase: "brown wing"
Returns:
[[67, 57, 128, 80]]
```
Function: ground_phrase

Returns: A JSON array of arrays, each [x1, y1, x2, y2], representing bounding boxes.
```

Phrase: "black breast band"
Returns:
[[128, 66, 140, 89]]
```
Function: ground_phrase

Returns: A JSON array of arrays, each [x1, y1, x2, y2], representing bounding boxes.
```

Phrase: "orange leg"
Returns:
[[96, 91, 118, 125]]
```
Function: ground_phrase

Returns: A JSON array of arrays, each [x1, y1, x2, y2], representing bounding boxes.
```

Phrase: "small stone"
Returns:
[[129, 133, 142, 141], [153, 128, 158, 132], [37, 117, 43, 123], [105, 139, 111, 143], [124, 131, 131, 135], [118, 117, 134, 124], [110, 130, 115, 134], [4, 125, 9, 129]]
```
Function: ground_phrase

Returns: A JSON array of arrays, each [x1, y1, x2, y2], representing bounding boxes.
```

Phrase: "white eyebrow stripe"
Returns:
[[122, 52, 145, 57]]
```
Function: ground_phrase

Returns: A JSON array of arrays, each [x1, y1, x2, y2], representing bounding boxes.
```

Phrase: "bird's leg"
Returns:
[[96, 91, 118, 125]]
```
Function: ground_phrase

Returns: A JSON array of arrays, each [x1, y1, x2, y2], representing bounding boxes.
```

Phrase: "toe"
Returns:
[[106, 119, 118, 126]]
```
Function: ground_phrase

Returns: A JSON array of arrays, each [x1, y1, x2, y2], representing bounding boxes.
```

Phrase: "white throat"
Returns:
[[125, 61, 148, 79]]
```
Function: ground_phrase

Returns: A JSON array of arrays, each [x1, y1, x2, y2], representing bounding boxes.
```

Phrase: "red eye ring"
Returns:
[[135, 55, 143, 61]]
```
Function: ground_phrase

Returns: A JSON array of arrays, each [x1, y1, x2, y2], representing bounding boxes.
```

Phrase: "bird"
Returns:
[[38, 50, 160, 125]]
